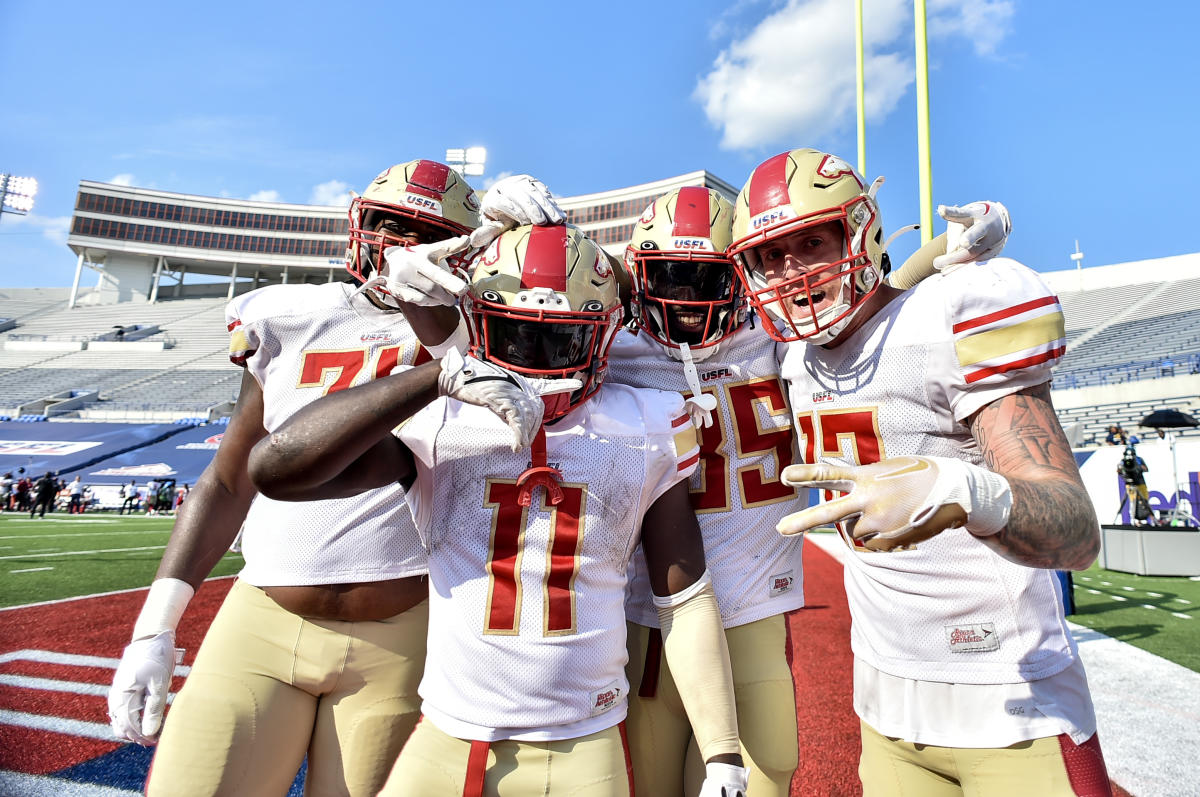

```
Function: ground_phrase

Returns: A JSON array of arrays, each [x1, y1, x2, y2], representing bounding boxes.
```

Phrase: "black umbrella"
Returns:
[[1139, 408, 1199, 428]]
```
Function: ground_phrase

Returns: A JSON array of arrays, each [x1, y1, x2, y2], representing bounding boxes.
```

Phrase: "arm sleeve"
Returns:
[[654, 571, 740, 761], [940, 258, 1066, 421]]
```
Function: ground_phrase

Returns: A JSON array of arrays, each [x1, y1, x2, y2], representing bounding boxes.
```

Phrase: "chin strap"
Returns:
[[679, 342, 718, 429], [517, 426, 564, 507]]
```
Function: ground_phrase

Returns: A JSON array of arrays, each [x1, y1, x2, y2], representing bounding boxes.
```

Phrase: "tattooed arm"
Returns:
[[968, 382, 1100, 570]]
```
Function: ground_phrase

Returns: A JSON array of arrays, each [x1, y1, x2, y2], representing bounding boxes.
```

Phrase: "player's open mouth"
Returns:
[[675, 311, 706, 330], [795, 289, 826, 310]]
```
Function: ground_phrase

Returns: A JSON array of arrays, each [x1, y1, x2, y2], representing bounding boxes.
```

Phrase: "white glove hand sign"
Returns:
[[469, 175, 566, 249], [382, 237, 472, 307], [933, 201, 1011, 272]]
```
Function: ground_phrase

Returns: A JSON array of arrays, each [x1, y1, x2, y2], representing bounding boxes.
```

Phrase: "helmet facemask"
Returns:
[[631, 254, 743, 360], [734, 197, 882, 345]]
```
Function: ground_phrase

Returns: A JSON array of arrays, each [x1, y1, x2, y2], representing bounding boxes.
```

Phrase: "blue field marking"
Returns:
[[51, 744, 307, 794]]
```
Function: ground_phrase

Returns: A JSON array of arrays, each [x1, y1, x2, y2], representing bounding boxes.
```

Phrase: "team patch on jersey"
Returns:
[[812, 390, 835, 403], [768, 569, 795, 597], [700, 366, 732, 382], [944, 622, 1000, 653], [952, 295, 1065, 384], [590, 681, 625, 716]]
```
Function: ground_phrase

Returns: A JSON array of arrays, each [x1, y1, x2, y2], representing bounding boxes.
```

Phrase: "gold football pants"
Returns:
[[148, 579, 428, 797], [624, 615, 799, 796], [380, 716, 632, 796]]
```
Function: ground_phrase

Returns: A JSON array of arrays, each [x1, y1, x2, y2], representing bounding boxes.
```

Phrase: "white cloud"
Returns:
[[108, 173, 137, 186], [695, 0, 1013, 151], [308, 179, 352, 207], [929, 0, 1014, 56], [5, 213, 72, 245], [247, 189, 282, 203], [481, 171, 515, 191]]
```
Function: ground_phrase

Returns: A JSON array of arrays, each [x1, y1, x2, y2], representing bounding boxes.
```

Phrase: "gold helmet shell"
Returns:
[[729, 149, 886, 343]]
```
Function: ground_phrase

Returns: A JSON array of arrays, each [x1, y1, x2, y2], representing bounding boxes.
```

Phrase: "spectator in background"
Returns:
[[144, 478, 159, 516], [175, 483, 190, 510], [68, 476, 85, 514], [156, 479, 177, 514], [31, 472, 58, 519], [119, 479, 138, 514], [0, 473, 11, 511]]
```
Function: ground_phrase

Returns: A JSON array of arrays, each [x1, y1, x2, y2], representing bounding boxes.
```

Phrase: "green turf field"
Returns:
[[0, 511, 244, 607], [1070, 562, 1200, 672]]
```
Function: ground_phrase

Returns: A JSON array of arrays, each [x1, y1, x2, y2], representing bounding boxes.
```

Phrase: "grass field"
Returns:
[[0, 511, 244, 608], [1070, 562, 1200, 671]]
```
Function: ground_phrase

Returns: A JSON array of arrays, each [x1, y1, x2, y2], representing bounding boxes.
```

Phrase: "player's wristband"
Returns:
[[423, 317, 469, 359], [934, 457, 1012, 538], [131, 578, 194, 641]]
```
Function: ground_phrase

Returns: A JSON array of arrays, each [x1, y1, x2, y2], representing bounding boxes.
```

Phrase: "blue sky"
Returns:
[[2, 0, 1196, 288]]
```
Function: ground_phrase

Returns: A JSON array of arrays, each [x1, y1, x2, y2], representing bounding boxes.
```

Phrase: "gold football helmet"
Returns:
[[346, 159, 481, 286], [464, 224, 623, 420], [729, 148, 887, 344], [624, 186, 744, 357]]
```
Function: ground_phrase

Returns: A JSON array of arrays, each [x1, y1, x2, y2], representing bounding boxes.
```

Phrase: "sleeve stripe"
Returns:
[[677, 451, 700, 472], [955, 311, 1065, 367], [673, 426, 699, 458], [951, 294, 1059, 334], [671, 413, 691, 428], [965, 345, 1065, 384], [227, 319, 243, 332]]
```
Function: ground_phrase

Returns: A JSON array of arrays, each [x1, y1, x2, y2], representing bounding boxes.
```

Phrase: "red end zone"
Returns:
[[0, 577, 233, 776]]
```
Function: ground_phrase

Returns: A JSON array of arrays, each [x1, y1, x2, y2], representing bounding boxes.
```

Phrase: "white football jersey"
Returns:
[[226, 281, 427, 586], [781, 258, 1077, 684], [398, 383, 699, 741], [608, 326, 805, 628]]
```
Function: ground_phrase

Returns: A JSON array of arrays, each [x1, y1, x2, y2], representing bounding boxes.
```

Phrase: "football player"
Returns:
[[107, 160, 554, 796], [729, 148, 1111, 796], [247, 223, 749, 797], [610, 185, 1013, 796]]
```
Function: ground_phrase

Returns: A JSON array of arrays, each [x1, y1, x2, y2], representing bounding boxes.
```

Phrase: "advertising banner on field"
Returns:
[[1075, 438, 1200, 527]]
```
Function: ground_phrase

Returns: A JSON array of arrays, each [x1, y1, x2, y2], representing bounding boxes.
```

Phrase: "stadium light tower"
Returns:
[[445, 147, 487, 178], [1071, 239, 1084, 291], [0, 175, 38, 225]]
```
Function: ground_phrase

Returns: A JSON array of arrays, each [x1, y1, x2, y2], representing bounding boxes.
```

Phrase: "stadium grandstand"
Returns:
[[0, 175, 1196, 453]]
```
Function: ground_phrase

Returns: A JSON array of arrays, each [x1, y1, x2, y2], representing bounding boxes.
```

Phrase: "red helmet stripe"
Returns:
[[407, 160, 451, 200], [672, 186, 712, 237], [747, 152, 792, 217], [521, 225, 569, 292]]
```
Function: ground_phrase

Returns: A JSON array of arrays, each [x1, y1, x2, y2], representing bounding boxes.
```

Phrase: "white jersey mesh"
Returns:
[[781, 259, 1077, 684], [226, 281, 426, 586], [608, 326, 805, 628], [398, 383, 696, 740]]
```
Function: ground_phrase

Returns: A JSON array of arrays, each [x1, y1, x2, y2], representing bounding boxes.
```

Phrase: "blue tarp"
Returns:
[[0, 422, 190, 482], [64, 424, 226, 485]]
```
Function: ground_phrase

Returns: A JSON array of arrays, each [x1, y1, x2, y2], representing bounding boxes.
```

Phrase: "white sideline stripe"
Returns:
[[0, 673, 181, 703], [0, 530, 168, 540], [0, 574, 236, 612], [0, 545, 166, 560], [0, 708, 116, 741], [10, 567, 53, 574], [804, 531, 1200, 797], [0, 771, 139, 797], [0, 674, 109, 696], [0, 648, 191, 676]]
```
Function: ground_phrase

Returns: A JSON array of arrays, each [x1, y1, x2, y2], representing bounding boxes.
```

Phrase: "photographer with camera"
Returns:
[[1119, 444, 1154, 526]]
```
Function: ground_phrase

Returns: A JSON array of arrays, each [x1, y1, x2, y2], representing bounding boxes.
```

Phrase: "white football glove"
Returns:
[[108, 630, 183, 745], [699, 762, 750, 797], [438, 348, 581, 451], [469, 174, 566, 249], [684, 393, 718, 429], [933, 201, 1011, 272], [381, 237, 472, 307], [777, 455, 1012, 551]]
